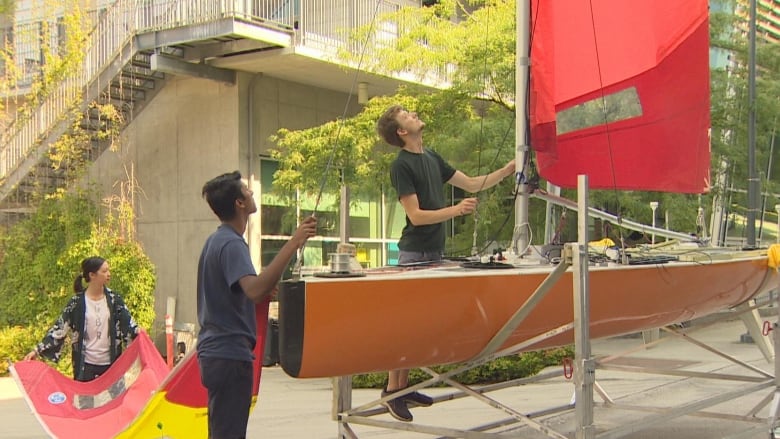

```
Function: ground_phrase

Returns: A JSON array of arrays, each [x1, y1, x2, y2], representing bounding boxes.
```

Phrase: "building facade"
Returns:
[[0, 0, 436, 342]]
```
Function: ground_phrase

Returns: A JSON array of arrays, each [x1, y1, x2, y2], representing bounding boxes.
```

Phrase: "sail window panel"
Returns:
[[556, 87, 642, 135], [531, 0, 710, 192], [72, 357, 142, 410]]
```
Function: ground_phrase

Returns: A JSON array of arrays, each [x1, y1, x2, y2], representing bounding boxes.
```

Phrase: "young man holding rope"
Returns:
[[376, 105, 515, 422], [197, 171, 317, 439]]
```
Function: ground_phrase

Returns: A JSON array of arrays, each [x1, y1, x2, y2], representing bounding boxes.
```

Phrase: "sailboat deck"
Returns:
[[279, 250, 773, 378], [301, 248, 769, 283]]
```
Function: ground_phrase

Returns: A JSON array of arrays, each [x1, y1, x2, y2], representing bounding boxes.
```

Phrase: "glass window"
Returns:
[[261, 205, 296, 235], [261, 239, 297, 279], [386, 242, 399, 265], [349, 196, 381, 239], [384, 196, 406, 240], [354, 242, 382, 268], [261, 159, 296, 235], [304, 240, 337, 269], [302, 209, 339, 238], [260, 159, 404, 269]]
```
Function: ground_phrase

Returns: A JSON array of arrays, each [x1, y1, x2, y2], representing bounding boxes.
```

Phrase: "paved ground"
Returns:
[[3, 317, 780, 438]]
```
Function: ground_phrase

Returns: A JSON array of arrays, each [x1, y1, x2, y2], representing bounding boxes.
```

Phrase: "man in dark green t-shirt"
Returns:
[[375, 105, 515, 422]]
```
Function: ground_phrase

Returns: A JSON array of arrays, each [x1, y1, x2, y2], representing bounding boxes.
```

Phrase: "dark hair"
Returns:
[[376, 105, 405, 148], [202, 171, 245, 221], [74, 256, 106, 292]]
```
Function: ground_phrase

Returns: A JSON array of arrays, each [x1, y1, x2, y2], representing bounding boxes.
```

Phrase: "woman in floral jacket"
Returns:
[[24, 256, 140, 382]]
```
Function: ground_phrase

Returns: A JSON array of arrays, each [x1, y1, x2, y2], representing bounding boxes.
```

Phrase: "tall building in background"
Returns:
[[710, 0, 735, 68], [710, 0, 780, 69], [736, 0, 780, 42]]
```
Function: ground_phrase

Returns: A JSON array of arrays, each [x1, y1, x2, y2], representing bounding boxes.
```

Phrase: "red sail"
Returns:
[[530, 0, 710, 193]]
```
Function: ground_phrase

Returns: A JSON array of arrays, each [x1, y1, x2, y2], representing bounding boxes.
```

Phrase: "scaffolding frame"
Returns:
[[329, 176, 780, 439]]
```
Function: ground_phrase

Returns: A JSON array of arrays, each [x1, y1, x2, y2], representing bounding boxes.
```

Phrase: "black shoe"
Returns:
[[381, 389, 413, 422], [404, 390, 433, 407]]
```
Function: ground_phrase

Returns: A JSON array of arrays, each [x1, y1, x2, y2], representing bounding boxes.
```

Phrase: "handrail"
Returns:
[[0, 0, 417, 186]]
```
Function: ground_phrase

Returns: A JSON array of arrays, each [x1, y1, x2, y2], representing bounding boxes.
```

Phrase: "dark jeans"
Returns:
[[199, 356, 253, 439], [78, 362, 110, 382]]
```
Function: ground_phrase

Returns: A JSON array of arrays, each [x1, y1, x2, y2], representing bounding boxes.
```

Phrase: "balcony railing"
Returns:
[[0, 0, 420, 184]]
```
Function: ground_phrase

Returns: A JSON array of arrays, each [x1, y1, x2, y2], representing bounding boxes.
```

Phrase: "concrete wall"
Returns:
[[90, 74, 241, 342], [89, 71, 361, 345]]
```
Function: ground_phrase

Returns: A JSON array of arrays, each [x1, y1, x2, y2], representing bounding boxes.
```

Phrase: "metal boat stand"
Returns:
[[331, 253, 575, 439], [588, 307, 780, 439], [329, 176, 780, 438]]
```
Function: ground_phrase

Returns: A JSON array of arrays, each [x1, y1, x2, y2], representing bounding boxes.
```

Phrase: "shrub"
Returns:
[[0, 190, 156, 377]]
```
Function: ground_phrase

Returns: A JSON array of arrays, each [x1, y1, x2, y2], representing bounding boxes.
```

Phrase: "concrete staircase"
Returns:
[[0, 0, 294, 223]]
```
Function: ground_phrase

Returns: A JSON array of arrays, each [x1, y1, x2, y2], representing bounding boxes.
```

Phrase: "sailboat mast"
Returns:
[[513, 0, 531, 256], [746, 0, 759, 248]]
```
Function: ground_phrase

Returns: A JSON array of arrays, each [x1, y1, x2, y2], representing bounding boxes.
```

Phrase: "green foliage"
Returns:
[[0, 190, 97, 326], [270, 93, 424, 201], [0, 326, 42, 376], [352, 346, 573, 388], [0, 0, 155, 379], [0, 190, 156, 376], [345, 0, 515, 110], [271, 89, 517, 252], [0, 0, 92, 135], [0, 0, 14, 16], [709, 1, 780, 221]]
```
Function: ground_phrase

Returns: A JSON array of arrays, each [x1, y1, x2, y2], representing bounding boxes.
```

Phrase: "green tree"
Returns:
[[272, 1, 520, 251], [707, 1, 780, 240], [272, 0, 780, 245], [0, 1, 157, 375], [0, 187, 156, 376]]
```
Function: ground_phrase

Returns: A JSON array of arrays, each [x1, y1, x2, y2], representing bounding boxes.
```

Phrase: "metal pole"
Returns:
[[544, 182, 561, 243], [334, 376, 353, 438], [340, 175, 350, 244], [650, 202, 659, 244], [746, 0, 759, 248], [776, 204, 780, 244], [759, 127, 776, 243], [768, 290, 780, 436], [513, 0, 531, 256], [665, 210, 670, 242], [574, 175, 594, 439]]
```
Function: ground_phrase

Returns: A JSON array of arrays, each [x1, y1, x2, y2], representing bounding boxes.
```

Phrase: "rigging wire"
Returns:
[[446, 112, 517, 258], [460, 0, 539, 259], [291, 0, 384, 277], [506, 0, 540, 256], [309, 1, 383, 214], [585, 0, 626, 256], [444, 0, 539, 255], [470, 2, 494, 256]]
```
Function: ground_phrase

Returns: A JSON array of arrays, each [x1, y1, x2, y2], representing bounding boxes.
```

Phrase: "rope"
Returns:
[[291, 0, 384, 278]]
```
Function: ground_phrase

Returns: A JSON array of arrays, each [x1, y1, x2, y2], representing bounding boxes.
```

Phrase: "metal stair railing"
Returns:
[[0, 0, 136, 196], [0, 0, 417, 201]]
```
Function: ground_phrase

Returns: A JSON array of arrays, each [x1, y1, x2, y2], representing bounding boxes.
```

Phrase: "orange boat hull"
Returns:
[[278, 255, 775, 378]]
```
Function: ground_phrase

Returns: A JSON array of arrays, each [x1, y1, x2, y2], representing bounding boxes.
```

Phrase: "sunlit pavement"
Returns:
[[2, 316, 778, 438]]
